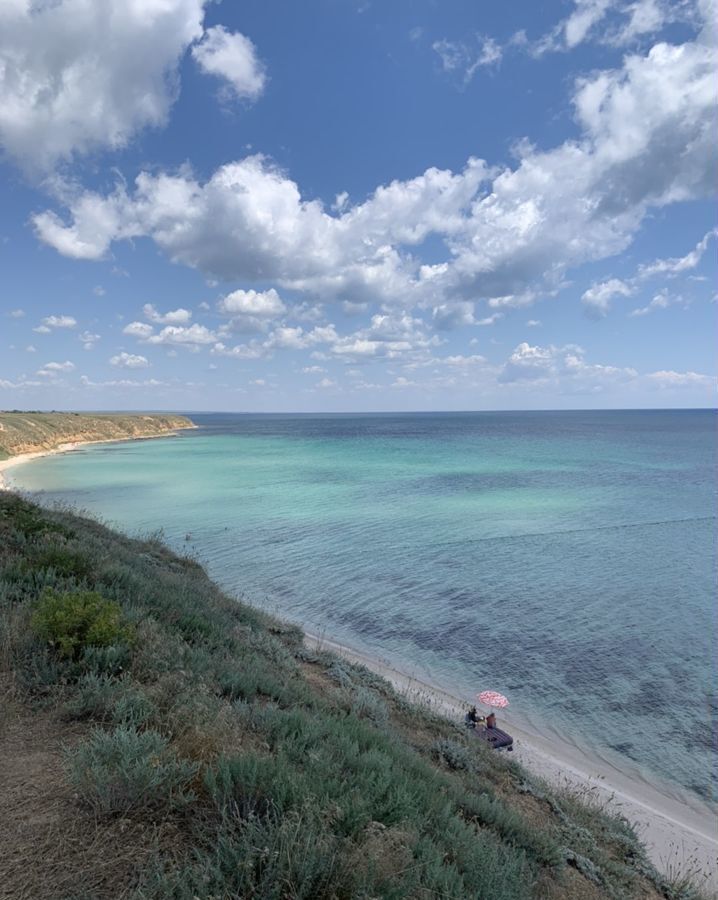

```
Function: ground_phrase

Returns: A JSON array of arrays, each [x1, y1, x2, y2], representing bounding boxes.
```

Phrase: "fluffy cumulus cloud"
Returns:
[[143, 303, 192, 324], [0, 0, 207, 174], [110, 352, 150, 368], [146, 324, 217, 346], [123, 321, 154, 339], [217, 288, 285, 317], [499, 342, 638, 385], [191, 25, 266, 100], [40, 315, 77, 329], [32, 3, 717, 315], [37, 360, 75, 376]]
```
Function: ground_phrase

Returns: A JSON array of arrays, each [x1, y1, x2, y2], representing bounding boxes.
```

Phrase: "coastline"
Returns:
[[3, 435, 716, 890], [305, 632, 718, 889], [0, 428, 194, 491]]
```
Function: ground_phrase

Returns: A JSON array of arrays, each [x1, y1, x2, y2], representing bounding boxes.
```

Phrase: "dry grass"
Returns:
[[0, 684, 190, 900]]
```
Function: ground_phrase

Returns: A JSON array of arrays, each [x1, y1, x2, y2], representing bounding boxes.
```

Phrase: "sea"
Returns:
[[9, 409, 717, 805]]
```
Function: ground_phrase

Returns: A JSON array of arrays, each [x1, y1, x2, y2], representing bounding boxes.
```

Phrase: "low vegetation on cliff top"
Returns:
[[0, 492, 703, 899], [0, 411, 193, 459]]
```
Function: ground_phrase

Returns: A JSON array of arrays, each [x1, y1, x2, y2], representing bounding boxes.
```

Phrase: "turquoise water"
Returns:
[[10, 410, 717, 802]]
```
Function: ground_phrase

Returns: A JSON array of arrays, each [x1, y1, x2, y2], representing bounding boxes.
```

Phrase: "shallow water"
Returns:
[[11, 410, 717, 803]]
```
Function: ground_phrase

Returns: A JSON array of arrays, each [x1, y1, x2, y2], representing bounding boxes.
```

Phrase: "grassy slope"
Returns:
[[0, 493, 691, 900], [0, 411, 194, 459]]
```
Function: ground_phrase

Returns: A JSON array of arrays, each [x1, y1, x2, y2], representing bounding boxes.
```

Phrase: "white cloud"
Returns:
[[25, 344, 36, 353], [37, 360, 75, 376], [191, 25, 266, 101], [0, 0, 206, 174], [629, 289, 687, 316], [217, 288, 285, 317], [110, 352, 150, 368], [646, 369, 716, 387], [32, 8, 717, 318], [8, 308, 25, 318], [636, 229, 716, 280], [533, 0, 680, 54], [79, 330, 101, 350], [432, 302, 477, 330], [302, 365, 326, 374], [583, 229, 715, 317], [146, 324, 217, 346], [582, 278, 634, 317], [475, 313, 503, 326], [499, 342, 637, 384], [316, 377, 336, 389], [433, 35, 502, 84], [123, 321, 155, 339], [211, 341, 265, 359], [41, 315, 77, 329], [564, 0, 615, 48], [93, 285, 106, 297], [80, 375, 168, 389], [143, 303, 192, 324], [441, 354, 488, 367], [526, 319, 542, 326]]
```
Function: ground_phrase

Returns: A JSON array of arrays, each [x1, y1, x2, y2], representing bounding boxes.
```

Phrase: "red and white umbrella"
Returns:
[[477, 690, 509, 709]]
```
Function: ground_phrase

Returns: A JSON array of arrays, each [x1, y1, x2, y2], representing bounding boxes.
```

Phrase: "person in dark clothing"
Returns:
[[464, 705, 485, 728]]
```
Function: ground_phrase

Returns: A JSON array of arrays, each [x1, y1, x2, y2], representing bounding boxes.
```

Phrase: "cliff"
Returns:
[[0, 411, 194, 459], [0, 491, 688, 900]]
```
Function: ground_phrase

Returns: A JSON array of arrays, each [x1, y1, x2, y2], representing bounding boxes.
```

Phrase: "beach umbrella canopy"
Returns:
[[477, 690, 509, 709]]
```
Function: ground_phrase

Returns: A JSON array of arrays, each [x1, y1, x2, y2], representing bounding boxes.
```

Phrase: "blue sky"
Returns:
[[0, 0, 715, 412]]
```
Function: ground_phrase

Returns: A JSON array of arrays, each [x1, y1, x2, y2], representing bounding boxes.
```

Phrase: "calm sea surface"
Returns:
[[10, 410, 717, 802]]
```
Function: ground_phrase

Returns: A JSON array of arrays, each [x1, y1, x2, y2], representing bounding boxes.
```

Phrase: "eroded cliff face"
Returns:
[[0, 412, 194, 458]]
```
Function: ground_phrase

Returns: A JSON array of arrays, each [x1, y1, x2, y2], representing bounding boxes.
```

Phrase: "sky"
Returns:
[[0, 0, 716, 413]]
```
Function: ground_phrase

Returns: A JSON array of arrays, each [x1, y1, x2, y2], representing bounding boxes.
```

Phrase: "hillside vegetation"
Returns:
[[0, 492, 698, 900], [0, 411, 194, 459]]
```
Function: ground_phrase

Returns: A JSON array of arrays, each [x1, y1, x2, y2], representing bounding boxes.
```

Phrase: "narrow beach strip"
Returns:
[[305, 632, 718, 889]]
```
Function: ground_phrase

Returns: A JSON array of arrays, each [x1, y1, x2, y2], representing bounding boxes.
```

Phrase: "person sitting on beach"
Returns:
[[465, 705, 484, 728], [486, 712, 496, 729]]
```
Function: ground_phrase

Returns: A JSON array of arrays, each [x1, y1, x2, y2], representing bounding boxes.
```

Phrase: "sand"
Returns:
[[306, 633, 718, 892]]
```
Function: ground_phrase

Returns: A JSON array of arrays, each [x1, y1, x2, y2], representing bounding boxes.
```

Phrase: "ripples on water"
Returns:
[[13, 410, 717, 803]]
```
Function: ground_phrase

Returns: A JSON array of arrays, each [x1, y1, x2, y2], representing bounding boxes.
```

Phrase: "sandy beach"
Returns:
[[306, 632, 718, 892], [3, 437, 716, 892], [0, 430, 190, 491]]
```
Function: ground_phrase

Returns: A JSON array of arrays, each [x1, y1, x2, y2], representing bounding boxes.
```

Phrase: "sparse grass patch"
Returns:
[[66, 726, 198, 816]]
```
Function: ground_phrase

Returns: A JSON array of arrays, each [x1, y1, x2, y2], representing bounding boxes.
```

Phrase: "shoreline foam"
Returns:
[[305, 632, 718, 889]]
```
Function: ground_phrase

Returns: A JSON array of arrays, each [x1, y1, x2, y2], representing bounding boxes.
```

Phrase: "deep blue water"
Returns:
[[11, 409, 717, 803]]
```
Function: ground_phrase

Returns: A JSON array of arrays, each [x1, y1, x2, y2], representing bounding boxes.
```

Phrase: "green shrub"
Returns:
[[432, 738, 475, 772], [33, 544, 93, 581], [66, 725, 198, 815], [31, 589, 133, 659], [64, 672, 124, 721]]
